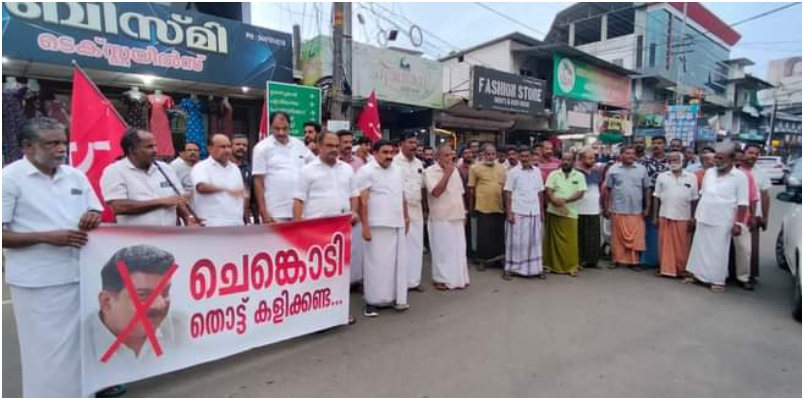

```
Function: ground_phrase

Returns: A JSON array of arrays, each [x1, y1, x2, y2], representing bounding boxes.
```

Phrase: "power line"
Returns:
[[730, 2, 800, 27], [473, 2, 546, 38]]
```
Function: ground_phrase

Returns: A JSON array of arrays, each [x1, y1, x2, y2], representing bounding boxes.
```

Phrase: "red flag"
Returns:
[[69, 65, 126, 222], [356, 90, 382, 142], [259, 100, 268, 140]]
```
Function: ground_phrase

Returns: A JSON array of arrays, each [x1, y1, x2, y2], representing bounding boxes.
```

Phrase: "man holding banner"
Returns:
[[252, 112, 315, 224], [2, 118, 103, 397], [101, 128, 198, 227]]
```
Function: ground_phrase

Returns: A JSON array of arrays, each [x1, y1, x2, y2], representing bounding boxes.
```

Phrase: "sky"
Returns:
[[251, 2, 802, 79]]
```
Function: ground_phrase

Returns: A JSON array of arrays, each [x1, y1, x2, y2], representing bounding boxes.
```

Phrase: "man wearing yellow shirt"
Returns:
[[544, 152, 587, 277], [468, 143, 507, 270]]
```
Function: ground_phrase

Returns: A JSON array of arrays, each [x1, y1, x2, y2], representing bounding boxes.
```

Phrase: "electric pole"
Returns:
[[675, 1, 688, 106], [330, 2, 352, 121], [331, 2, 344, 120]]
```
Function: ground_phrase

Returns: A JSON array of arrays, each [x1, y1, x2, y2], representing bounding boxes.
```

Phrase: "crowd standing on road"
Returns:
[[2, 114, 773, 397]]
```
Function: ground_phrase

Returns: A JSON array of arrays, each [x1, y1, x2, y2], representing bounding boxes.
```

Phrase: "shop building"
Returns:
[[2, 2, 292, 164]]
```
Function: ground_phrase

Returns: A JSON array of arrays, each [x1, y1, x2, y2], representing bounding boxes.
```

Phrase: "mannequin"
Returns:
[[27, 79, 40, 92], [147, 89, 175, 157], [190, 93, 198, 100], [154, 89, 163, 99], [4, 76, 19, 90]]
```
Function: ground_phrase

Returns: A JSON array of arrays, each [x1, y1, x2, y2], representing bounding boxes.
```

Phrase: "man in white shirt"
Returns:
[[503, 146, 546, 279], [358, 140, 410, 317], [192, 134, 246, 226], [425, 144, 471, 291], [394, 131, 428, 292], [654, 151, 699, 278], [101, 128, 198, 227], [293, 131, 359, 326], [293, 131, 359, 220], [2, 118, 103, 397], [169, 141, 200, 192], [252, 112, 315, 223], [685, 143, 749, 293]]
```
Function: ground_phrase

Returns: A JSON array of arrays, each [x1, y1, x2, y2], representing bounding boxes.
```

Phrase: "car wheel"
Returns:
[[793, 255, 801, 323], [777, 230, 789, 270]]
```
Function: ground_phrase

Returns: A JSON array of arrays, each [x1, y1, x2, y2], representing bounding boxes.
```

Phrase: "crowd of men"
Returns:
[[2, 114, 769, 397]]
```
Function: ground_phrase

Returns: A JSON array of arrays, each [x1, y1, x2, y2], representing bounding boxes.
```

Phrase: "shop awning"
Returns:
[[2, 59, 267, 100], [435, 113, 515, 131]]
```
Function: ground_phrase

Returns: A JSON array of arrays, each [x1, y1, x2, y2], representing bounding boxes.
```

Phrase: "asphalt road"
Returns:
[[2, 186, 801, 397]]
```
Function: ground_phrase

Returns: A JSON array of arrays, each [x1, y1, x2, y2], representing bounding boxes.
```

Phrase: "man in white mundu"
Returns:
[[358, 140, 410, 317], [394, 131, 428, 292], [685, 143, 749, 293], [192, 134, 247, 226], [424, 144, 471, 290], [503, 146, 546, 279]]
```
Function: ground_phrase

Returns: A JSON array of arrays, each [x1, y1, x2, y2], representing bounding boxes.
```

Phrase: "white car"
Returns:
[[756, 156, 788, 184], [776, 159, 802, 321]]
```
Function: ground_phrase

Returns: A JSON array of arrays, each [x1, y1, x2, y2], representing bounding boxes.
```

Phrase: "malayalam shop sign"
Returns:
[[1, 2, 293, 86], [470, 66, 545, 114], [553, 53, 631, 108], [266, 81, 322, 137]]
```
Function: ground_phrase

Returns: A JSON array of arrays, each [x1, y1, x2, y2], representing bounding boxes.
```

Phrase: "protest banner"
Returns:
[[79, 216, 352, 396]]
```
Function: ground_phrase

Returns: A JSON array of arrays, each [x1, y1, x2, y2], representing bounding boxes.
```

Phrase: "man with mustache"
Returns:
[[685, 143, 749, 293], [3, 118, 103, 397], [468, 143, 507, 270], [89, 245, 181, 363], [653, 151, 699, 278], [101, 128, 198, 226], [544, 152, 587, 277], [358, 140, 411, 317]]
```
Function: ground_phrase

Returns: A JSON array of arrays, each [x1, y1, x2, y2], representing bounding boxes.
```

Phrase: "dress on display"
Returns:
[[3, 86, 27, 165], [121, 94, 150, 129], [148, 94, 177, 157], [46, 99, 71, 126], [180, 97, 208, 158]]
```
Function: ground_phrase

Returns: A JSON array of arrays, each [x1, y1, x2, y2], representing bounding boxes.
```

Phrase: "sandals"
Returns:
[[434, 282, 449, 291], [710, 285, 725, 293]]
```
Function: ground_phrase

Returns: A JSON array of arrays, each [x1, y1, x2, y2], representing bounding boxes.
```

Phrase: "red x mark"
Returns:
[[100, 260, 178, 363]]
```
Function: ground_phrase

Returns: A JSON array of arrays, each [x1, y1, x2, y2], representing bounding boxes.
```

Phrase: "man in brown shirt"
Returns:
[[468, 143, 507, 270]]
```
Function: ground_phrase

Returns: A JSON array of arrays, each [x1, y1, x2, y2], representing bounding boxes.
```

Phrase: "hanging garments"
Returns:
[[220, 96, 234, 137], [3, 85, 26, 165], [148, 94, 176, 158], [180, 97, 208, 158]]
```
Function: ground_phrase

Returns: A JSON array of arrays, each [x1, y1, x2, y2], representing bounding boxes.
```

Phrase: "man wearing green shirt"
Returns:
[[544, 152, 587, 276]]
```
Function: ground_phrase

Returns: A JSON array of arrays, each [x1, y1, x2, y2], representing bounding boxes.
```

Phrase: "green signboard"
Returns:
[[266, 81, 322, 137], [553, 53, 631, 108]]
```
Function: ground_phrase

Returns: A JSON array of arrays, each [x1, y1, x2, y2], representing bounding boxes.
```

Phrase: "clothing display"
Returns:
[[3, 85, 26, 165], [220, 97, 234, 137], [180, 97, 208, 158], [121, 93, 150, 129], [46, 99, 70, 126], [23, 89, 44, 119], [148, 94, 176, 157]]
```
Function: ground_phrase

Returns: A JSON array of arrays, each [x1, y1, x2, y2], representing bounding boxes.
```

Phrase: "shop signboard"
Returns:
[[2, 2, 293, 87], [301, 36, 443, 109], [664, 105, 699, 146], [469, 66, 545, 114], [553, 96, 596, 132], [553, 53, 631, 108], [696, 126, 716, 142], [266, 82, 321, 138]]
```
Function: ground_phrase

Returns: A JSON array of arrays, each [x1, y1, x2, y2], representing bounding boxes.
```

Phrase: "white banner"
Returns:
[[79, 216, 352, 396]]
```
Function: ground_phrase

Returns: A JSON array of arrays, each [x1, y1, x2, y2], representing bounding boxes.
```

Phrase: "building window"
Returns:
[[636, 35, 644, 69], [649, 43, 656, 67]]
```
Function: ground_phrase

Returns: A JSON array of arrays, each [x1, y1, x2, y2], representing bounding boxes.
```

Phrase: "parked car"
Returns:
[[776, 159, 802, 322], [756, 156, 789, 184]]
